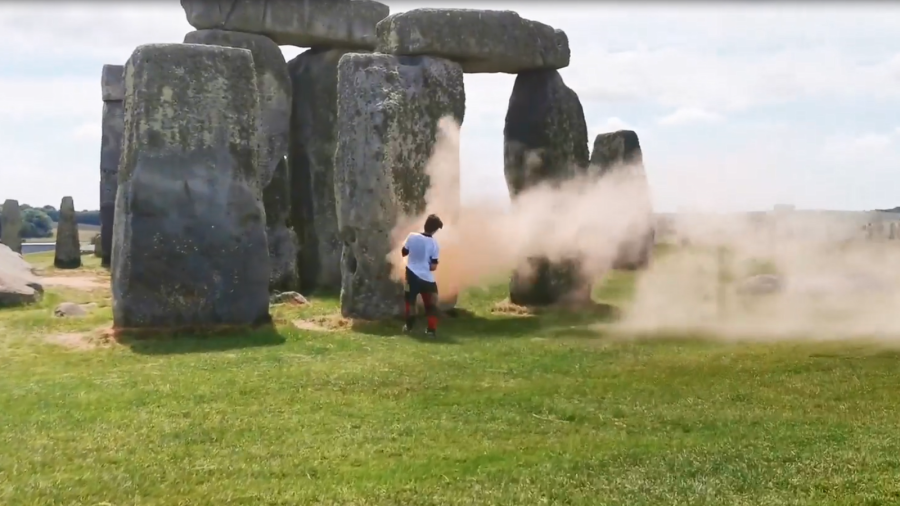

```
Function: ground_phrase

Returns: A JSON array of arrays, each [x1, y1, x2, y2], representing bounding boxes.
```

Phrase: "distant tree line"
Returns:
[[0, 203, 100, 239]]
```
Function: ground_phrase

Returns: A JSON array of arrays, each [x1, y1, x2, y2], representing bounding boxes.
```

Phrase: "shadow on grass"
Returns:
[[351, 302, 620, 342], [115, 324, 286, 355]]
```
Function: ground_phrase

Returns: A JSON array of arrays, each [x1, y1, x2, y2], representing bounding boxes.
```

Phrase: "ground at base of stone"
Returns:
[[53, 258, 83, 270], [492, 298, 620, 319], [107, 321, 276, 342], [292, 315, 352, 332], [45, 326, 116, 351]]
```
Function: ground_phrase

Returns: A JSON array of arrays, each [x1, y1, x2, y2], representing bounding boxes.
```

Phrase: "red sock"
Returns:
[[427, 316, 438, 331], [404, 300, 411, 318]]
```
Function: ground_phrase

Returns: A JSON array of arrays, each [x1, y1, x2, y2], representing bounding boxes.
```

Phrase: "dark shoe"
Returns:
[[425, 329, 437, 338]]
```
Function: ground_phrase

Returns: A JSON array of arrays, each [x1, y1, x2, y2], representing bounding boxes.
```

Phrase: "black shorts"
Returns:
[[405, 267, 438, 299]]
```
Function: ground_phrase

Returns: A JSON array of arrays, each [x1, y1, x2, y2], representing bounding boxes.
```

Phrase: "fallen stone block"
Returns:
[[376, 9, 569, 73], [54, 196, 82, 269], [504, 69, 589, 306], [112, 43, 270, 330], [288, 47, 358, 293], [0, 244, 42, 308], [181, 0, 389, 49], [334, 52, 465, 320]]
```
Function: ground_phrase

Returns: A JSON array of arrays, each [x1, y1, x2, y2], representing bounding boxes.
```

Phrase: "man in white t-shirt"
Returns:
[[401, 214, 443, 337]]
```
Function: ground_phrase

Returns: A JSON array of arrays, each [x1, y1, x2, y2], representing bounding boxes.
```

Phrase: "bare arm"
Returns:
[[429, 241, 440, 271]]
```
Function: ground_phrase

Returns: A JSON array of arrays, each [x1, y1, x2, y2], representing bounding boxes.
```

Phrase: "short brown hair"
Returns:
[[424, 214, 443, 234]]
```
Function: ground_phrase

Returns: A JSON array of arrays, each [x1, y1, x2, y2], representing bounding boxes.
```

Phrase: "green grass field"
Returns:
[[2, 251, 900, 505]]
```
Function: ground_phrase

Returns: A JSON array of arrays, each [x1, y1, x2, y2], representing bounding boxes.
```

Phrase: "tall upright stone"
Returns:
[[54, 196, 81, 269], [0, 200, 22, 254], [184, 30, 298, 291], [263, 157, 299, 291], [590, 130, 655, 270], [112, 43, 270, 330], [503, 69, 590, 306], [100, 64, 125, 268], [334, 53, 465, 320], [288, 48, 358, 293]]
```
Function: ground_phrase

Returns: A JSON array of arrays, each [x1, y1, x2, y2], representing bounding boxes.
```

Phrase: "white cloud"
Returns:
[[657, 108, 723, 126]]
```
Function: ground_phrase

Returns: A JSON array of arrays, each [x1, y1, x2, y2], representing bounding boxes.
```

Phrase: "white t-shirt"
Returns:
[[404, 232, 440, 283]]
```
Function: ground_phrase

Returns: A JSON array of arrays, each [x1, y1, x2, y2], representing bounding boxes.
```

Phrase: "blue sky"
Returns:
[[1, 1, 900, 213]]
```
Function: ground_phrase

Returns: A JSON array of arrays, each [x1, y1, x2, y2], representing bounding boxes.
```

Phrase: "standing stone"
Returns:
[[590, 130, 655, 270], [91, 234, 102, 257], [504, 69, 590, 306], [288, 48, 358, 293], [54, 196, 82, 269], [101, 63, 125, 102], [183, 30, 290, 184], [100, 92, 124, 268], [112, 43, 270, 329], [184, 30, 298, 291], [376, 9, 570, 74], [180, 0, 390, 49], [263, 157, 299, 291], [890, 222, 896, 240], [0, 200, 22, 254], [335, 53, 465, 320]]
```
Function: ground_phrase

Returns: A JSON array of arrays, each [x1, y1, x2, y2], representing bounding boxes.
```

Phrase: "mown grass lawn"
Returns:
[[2, 251, 900, 505]]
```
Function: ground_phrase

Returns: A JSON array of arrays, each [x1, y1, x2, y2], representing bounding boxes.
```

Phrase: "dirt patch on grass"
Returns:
[[293, 315, 353, 332], [491, 299, 536, 316], [41, 275, 107, 291], [45, 327, 114, 351]]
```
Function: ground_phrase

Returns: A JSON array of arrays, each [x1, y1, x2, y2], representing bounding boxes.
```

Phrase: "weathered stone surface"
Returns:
[[376, 9, 570, 74], [183, 29, 290, 184], [100, 99, 124, 268], [112, 43, 270, 329], [181, 0, 389, 49], [101, 64, 124, 101], [504, 69, 589, 306], [54, 196, 82, 269], [54, 302, 89, 318], [288, 47, 357, 293], [91, 233, 102, 257], [184, 30, 296, 290], [0, 244, 42, 308], [590, 130, 655, 270], [0, 199, 22, 254], [890, 222, 897, 240], [335, 53, 465, 320], [263, 157, 299, 291]]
